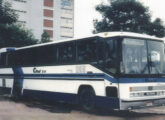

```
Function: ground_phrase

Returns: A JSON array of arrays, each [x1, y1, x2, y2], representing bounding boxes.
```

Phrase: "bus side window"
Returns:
[[96, 40, 105, 64], [77, 38, 97, 62], [58, 42, 75, 63], [37, 45, 57, 65], [0, 53, 8, 67], [0, 53, 2, 66], [104, 39, 118, 74]]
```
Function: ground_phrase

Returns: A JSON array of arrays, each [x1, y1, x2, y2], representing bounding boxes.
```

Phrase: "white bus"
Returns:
[[0, 32, 165, 111]]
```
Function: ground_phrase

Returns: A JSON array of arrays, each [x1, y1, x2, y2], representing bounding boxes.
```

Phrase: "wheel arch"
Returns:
[[77, 85, 96, 96]]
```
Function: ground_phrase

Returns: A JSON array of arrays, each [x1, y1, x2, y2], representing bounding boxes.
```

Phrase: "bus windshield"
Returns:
[[122, 38, 164, 74]]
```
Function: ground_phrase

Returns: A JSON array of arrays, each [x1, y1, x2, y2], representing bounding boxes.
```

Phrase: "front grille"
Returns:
[[131, 86, 165, 92]]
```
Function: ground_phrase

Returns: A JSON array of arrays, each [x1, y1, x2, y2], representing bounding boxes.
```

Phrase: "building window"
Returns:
[[61, 27, 73, 33], [44, 19, 53, 28], [61, 0, 72, 9], [44, 9, 53, 18], [61, 36, 73, 39], [61, 9, 73, 15], [44, 30, 53, 38], [44, 0, 54, 7], [61, 17, 72, 20], [61, 18, 73, 24]]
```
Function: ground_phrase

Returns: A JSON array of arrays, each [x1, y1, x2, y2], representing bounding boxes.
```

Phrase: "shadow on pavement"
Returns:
[[1, 93, 165, 118], [0, 93, 12, 101], [22, 99, 79, 113], [92, 108, 165, 119], [15, 98, 165, 118]]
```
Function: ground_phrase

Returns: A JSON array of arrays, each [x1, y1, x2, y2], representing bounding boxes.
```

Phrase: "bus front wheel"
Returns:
[[79, 87, 96, 112]]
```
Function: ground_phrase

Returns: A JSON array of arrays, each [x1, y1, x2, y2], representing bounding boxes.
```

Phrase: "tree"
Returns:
[[0, 0, 38, 48], [0, 0, 17, 24], [0, 24, 38, 48], [93, 0, 165, 37], [40, 31, 51, 43]]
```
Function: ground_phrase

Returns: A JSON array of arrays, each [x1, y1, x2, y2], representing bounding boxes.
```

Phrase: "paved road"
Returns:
[[0, 94, 165, 120]]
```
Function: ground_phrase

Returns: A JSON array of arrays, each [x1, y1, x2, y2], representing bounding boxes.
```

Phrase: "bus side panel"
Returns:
[[22, 78, 120, 109], [21, 64, 105, 103], [95, 96, 120, 109], [0, 68, 14, 94], [22, 79, 105, 104], [0, 79, 13, 94], [97, 78, 120, 109], [21, 76, 120, 109], [23, 89, 78, 104]]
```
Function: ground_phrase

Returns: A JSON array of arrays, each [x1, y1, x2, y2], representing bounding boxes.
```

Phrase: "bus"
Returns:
[[0, 32, 165, 111]]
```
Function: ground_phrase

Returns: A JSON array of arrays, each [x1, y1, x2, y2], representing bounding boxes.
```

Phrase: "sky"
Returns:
[[74, 0, 165, 38]]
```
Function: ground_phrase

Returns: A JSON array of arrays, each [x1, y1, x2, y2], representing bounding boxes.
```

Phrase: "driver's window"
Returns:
[[122, 39, 148, 74]]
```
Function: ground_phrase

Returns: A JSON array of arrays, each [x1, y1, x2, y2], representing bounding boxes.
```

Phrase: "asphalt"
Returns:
[[1, 93, 165, 120]]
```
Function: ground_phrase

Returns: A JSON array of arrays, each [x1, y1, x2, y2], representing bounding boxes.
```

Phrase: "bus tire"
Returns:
[[78, 87, 96, 112]]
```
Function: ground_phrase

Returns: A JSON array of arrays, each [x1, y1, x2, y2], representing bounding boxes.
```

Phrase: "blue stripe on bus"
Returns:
[[0, 73, 118, 83], [119, 78, 165, 83], [1, 73, 165, 83]]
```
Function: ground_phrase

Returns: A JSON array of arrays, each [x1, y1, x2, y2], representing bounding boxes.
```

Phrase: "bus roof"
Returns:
[[15, 32, 165, 51], [98, 32, 165, 40]]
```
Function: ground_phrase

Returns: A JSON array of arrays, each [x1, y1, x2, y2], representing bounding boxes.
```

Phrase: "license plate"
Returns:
[[146, 102, 153, 106]]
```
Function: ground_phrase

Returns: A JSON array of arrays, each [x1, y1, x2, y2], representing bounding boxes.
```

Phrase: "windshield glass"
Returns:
[[122, 38, 164, 74], [148, 41, 164, 74]]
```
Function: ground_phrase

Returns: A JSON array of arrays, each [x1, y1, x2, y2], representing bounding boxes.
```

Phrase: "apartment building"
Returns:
[[6, 0, 74, 41]]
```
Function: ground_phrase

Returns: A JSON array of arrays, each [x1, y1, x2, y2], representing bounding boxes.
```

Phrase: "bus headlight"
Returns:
[[130, 93, 143, 97]]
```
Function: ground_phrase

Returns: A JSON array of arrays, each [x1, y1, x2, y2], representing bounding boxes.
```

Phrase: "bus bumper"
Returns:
[[120, 98, 165, 110]]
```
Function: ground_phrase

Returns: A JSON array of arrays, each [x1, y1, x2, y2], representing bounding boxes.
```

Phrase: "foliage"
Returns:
[[93, 0, 165, 37], [0, 24, 38, 48], [0, 0, 17, 24], [0, 0, 38, 48], [40, 31, 51, 43]]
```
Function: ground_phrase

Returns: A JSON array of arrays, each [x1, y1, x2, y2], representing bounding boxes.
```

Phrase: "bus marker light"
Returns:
[[146, 102, 153, 106], [104, 32, 108, 36], [129, 87, 132, 92]]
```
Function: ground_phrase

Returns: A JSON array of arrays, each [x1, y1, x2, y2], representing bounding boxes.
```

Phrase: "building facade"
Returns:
[[6, 0, 74, 41]]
